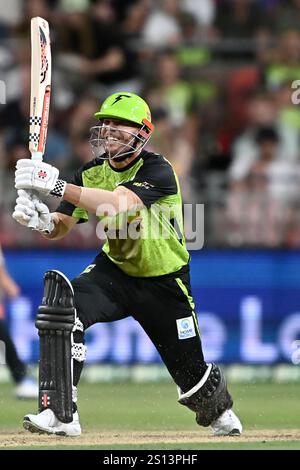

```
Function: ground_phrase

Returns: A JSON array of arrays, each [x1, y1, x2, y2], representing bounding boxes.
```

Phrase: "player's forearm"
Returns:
[[63, 184, 126, 216]]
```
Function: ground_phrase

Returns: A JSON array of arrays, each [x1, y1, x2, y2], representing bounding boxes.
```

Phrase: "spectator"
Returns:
[[56, 0, 141, 94], [147, 107, 196, 202], [142, 0, 181, 47], [213, 0, 265, 39], [176, 11, 213, 68], [0, 244, 38, 398], [265, 29, 300, 90], [226, 126, 299, 246], [181, 0, 215, 29], [229, 92, 299, 183], [121, 0, 150, 43], [149, 52, 194, 128], [275, 0, 300, 33]]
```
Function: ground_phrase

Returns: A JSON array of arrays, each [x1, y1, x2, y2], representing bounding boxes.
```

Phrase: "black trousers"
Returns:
[[72, 253, 207, 393], [0, 319, 26, 383]]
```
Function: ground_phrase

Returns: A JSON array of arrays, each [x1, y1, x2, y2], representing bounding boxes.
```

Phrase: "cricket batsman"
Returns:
[[13, 92, 242, 436]]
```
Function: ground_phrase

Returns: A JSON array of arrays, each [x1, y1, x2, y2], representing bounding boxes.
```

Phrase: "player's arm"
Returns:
[[14, 155, 177, 215], [0, 266, 20, 298], [0, 249, 20, 298], [80, 48, 124, 75], [62, 184, 144, 216], [42, 212, 78, 240]]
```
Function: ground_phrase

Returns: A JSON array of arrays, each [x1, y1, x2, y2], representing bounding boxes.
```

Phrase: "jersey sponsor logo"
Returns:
[[176, 316, 196, 340], [115, 176, 136, 187], [81, 264, 96, 275], [132, 181, 154, 190]]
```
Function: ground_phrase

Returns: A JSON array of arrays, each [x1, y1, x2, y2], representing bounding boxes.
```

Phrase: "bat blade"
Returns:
[[29, 17, 51, 161]]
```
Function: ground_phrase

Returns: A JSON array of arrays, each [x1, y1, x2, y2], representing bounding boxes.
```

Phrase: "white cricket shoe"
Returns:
[[23, 408, 81, 436], [211, 409, 242, 436], [15, 378, 38, 400]]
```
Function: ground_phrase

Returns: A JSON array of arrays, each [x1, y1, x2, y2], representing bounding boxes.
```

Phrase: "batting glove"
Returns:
[[13, 189, 55, 233], [15, 159, 66, 197]]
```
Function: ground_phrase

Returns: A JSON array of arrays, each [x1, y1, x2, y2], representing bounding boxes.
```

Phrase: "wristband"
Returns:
[[50, 179, 67, 198]]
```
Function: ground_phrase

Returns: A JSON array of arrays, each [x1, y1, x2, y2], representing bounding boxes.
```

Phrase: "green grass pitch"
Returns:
[[0, 381, 300, 450]]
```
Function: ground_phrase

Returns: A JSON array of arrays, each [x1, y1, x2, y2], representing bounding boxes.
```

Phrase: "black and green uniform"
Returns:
[[57, 150, 206, 392]]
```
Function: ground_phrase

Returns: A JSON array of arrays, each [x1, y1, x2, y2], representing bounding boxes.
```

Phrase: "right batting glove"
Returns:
[[15, 159, 66, 198]]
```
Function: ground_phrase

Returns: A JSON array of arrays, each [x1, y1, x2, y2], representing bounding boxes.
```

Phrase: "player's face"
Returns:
[[101, 118, 140, 157], [89, 118, 148, 161]]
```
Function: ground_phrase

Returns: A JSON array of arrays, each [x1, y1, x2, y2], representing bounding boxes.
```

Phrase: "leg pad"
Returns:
[[36, 270, 76, 423], [178, 363, 233, 427]]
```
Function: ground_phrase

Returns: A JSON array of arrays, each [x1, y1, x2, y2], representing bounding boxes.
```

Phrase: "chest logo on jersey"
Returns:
[[133, 181, 154, 190], [176, 316, 196, 340]]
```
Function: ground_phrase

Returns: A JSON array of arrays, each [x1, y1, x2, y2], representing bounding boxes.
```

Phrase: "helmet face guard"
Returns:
[[92, 92, 155, 160], [89, 119, 154, 161]]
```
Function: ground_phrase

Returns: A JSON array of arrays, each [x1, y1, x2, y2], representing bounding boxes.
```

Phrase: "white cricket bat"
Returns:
[[27, 17, 51, 228], [29, 17, 51, 162]]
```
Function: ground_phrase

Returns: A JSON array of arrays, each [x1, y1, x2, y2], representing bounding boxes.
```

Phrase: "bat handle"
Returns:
[[27, 151, 43, 228], [31, 151, 43, 161]]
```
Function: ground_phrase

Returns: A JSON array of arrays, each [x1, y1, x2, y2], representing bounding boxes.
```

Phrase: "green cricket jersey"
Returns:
[[57, 150, 190, 277]]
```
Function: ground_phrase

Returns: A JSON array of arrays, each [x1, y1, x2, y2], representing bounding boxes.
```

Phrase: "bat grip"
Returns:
[[31, 151, 43, 161], [27, 151, 43, 228]]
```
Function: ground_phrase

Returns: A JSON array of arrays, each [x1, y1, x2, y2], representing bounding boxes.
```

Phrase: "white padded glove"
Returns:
[[15, 159, 66, 197], [12, 190, 55, 233]]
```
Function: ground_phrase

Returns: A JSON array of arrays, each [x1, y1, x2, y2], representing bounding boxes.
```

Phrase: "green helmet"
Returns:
[[94, 92, 154, 132]]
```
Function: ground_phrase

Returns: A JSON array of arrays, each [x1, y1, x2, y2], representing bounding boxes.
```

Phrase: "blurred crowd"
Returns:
[[1, 0, 300, 248]]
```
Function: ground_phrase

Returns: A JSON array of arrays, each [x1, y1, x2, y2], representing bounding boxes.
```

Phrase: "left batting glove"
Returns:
[[15, 159, 67, 197], [13, 190, 55, 233]]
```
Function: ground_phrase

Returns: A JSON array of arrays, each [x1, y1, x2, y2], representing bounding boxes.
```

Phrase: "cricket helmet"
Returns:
[[94, 92, 153, 129], [90, 92, 155, 160]]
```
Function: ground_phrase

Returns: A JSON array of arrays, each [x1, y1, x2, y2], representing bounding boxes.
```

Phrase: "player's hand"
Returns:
[[14, 159, 66, 197], [12, 189, 55, 233]]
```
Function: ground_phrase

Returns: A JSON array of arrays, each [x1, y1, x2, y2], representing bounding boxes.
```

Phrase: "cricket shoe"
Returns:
[[211, 409, 242, 436], [23, 408, 81, 436]]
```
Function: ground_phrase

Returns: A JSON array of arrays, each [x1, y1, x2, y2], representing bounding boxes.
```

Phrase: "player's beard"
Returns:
[[89, 125, 143, 161], [105, 137, 135, 161]]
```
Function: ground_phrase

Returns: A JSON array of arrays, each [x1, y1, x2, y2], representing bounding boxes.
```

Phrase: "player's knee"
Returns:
[[177, 363, 233, 427]]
